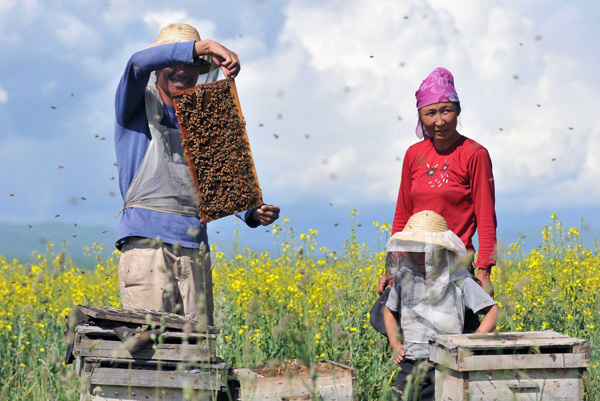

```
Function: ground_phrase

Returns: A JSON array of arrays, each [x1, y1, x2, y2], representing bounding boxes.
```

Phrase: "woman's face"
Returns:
[[418, 102, 460, 148]]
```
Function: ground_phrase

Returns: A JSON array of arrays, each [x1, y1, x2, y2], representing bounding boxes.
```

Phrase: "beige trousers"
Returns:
[[118, 237, 213, 326]]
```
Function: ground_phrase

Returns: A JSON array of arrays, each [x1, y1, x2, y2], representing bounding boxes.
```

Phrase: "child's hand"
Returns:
[[392, 343, 405, 364]]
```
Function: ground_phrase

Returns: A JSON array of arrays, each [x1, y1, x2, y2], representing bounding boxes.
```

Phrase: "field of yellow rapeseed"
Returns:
[[0, 213, 598, 400]]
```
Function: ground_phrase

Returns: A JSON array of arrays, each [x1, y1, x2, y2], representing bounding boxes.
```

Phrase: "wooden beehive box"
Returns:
[[232, 360, 357, 400], [429, 331, 590, 400], [173, 79, 263, 224], [67, 306, 228, 401]]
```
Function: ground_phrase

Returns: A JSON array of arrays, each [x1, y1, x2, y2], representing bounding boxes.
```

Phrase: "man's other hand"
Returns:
[[252, 205, 280, 226]]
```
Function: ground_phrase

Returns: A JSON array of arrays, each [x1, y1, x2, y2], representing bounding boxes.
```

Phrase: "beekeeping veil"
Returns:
[[117, 23, 220, 218], [386, 210, 471, 359]]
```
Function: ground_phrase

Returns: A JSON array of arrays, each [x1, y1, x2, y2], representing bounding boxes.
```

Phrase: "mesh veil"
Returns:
[[385, 232, 471, 359]]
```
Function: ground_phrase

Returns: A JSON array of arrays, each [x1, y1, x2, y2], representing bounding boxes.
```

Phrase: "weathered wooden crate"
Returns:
[[232, 360, 357, 400], [79, 359, 228, 401], [68, 306, 229, 401], [429, 331, 590, 400]]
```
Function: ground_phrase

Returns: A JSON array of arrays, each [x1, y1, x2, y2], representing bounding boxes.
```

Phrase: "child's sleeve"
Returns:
[[385, 285, 400, 313], [461, 277, 496, 314]]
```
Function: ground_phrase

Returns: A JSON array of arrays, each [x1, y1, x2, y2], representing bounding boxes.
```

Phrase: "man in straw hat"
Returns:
[[113, 23, 280, 326], [383, 210, 498, 400]]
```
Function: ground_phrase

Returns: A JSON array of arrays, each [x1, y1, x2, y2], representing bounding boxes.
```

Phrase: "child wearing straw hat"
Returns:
[[114, 23, 280, 325], [383, 210, 498, 400]]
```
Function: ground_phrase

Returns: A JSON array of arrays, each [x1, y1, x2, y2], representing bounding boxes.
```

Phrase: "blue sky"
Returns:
[[1, 0, 599, 256]]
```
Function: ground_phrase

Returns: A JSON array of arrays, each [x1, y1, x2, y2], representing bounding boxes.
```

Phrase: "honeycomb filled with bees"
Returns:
[[173, 79, 263, 223]]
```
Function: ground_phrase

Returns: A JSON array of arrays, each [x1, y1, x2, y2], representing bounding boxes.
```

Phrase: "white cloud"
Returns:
[[0, 0, 38, 18], [53, 12, 101, 49], [102, 0, 147, 26], [0, 0, 40, 46], [142, 11, 217, 40], [232, 0, 600, 209], [39, 81, 57, 94], [1, 0, 599, 228], [0, 132, 120, 223], [0, 0, 16, 16]]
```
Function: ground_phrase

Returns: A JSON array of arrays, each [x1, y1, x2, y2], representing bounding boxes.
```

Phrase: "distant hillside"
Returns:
[[0, 221, 266, 269], [1, 208, 597, 270], [0, 222, 119, 269]]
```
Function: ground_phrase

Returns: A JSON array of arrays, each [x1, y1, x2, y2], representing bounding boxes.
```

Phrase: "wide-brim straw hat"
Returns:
[[386, 210, 466, 255], [146, 23, 202, 48], [145, 23, 213, 75]]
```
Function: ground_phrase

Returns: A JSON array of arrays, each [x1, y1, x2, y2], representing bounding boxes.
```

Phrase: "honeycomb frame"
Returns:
[[173, 79, 263, 223]]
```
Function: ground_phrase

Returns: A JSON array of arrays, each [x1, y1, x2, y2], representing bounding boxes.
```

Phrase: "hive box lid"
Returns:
[[76, 305, 218, 332], [429, 331, 590, 372]]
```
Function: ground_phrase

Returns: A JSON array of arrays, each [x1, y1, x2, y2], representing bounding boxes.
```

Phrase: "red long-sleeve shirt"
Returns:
[[392, 135, 497, 269]]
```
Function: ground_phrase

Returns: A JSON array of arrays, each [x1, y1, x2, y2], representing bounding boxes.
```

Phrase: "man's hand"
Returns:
[[252, 205, 280, 226], [392, 343, 405, 364], [377, 271, 392, 295], [475, 268, 495, 298], [194, 40, 240, 79]]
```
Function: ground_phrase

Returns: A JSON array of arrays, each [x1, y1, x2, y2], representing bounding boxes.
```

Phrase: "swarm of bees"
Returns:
[[174, 79, 263, 223]]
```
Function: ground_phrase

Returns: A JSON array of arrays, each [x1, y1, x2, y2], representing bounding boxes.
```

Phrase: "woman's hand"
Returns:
[[475, 268, 495, 298], [392, 343, 405, 364], [377, 271, 392, 295]]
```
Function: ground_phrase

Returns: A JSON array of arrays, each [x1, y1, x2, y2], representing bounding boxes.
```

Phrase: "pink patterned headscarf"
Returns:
[[415, 67, 460, 139]]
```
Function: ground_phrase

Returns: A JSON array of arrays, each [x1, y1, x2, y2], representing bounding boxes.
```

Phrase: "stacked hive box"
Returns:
[[429, 331, 590, 400], [173, 79, 263, 223], [68, 306, 228, 401]]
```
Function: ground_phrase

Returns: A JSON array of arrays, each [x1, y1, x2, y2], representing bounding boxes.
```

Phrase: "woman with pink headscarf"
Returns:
[[378, 67, 497, 328]]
